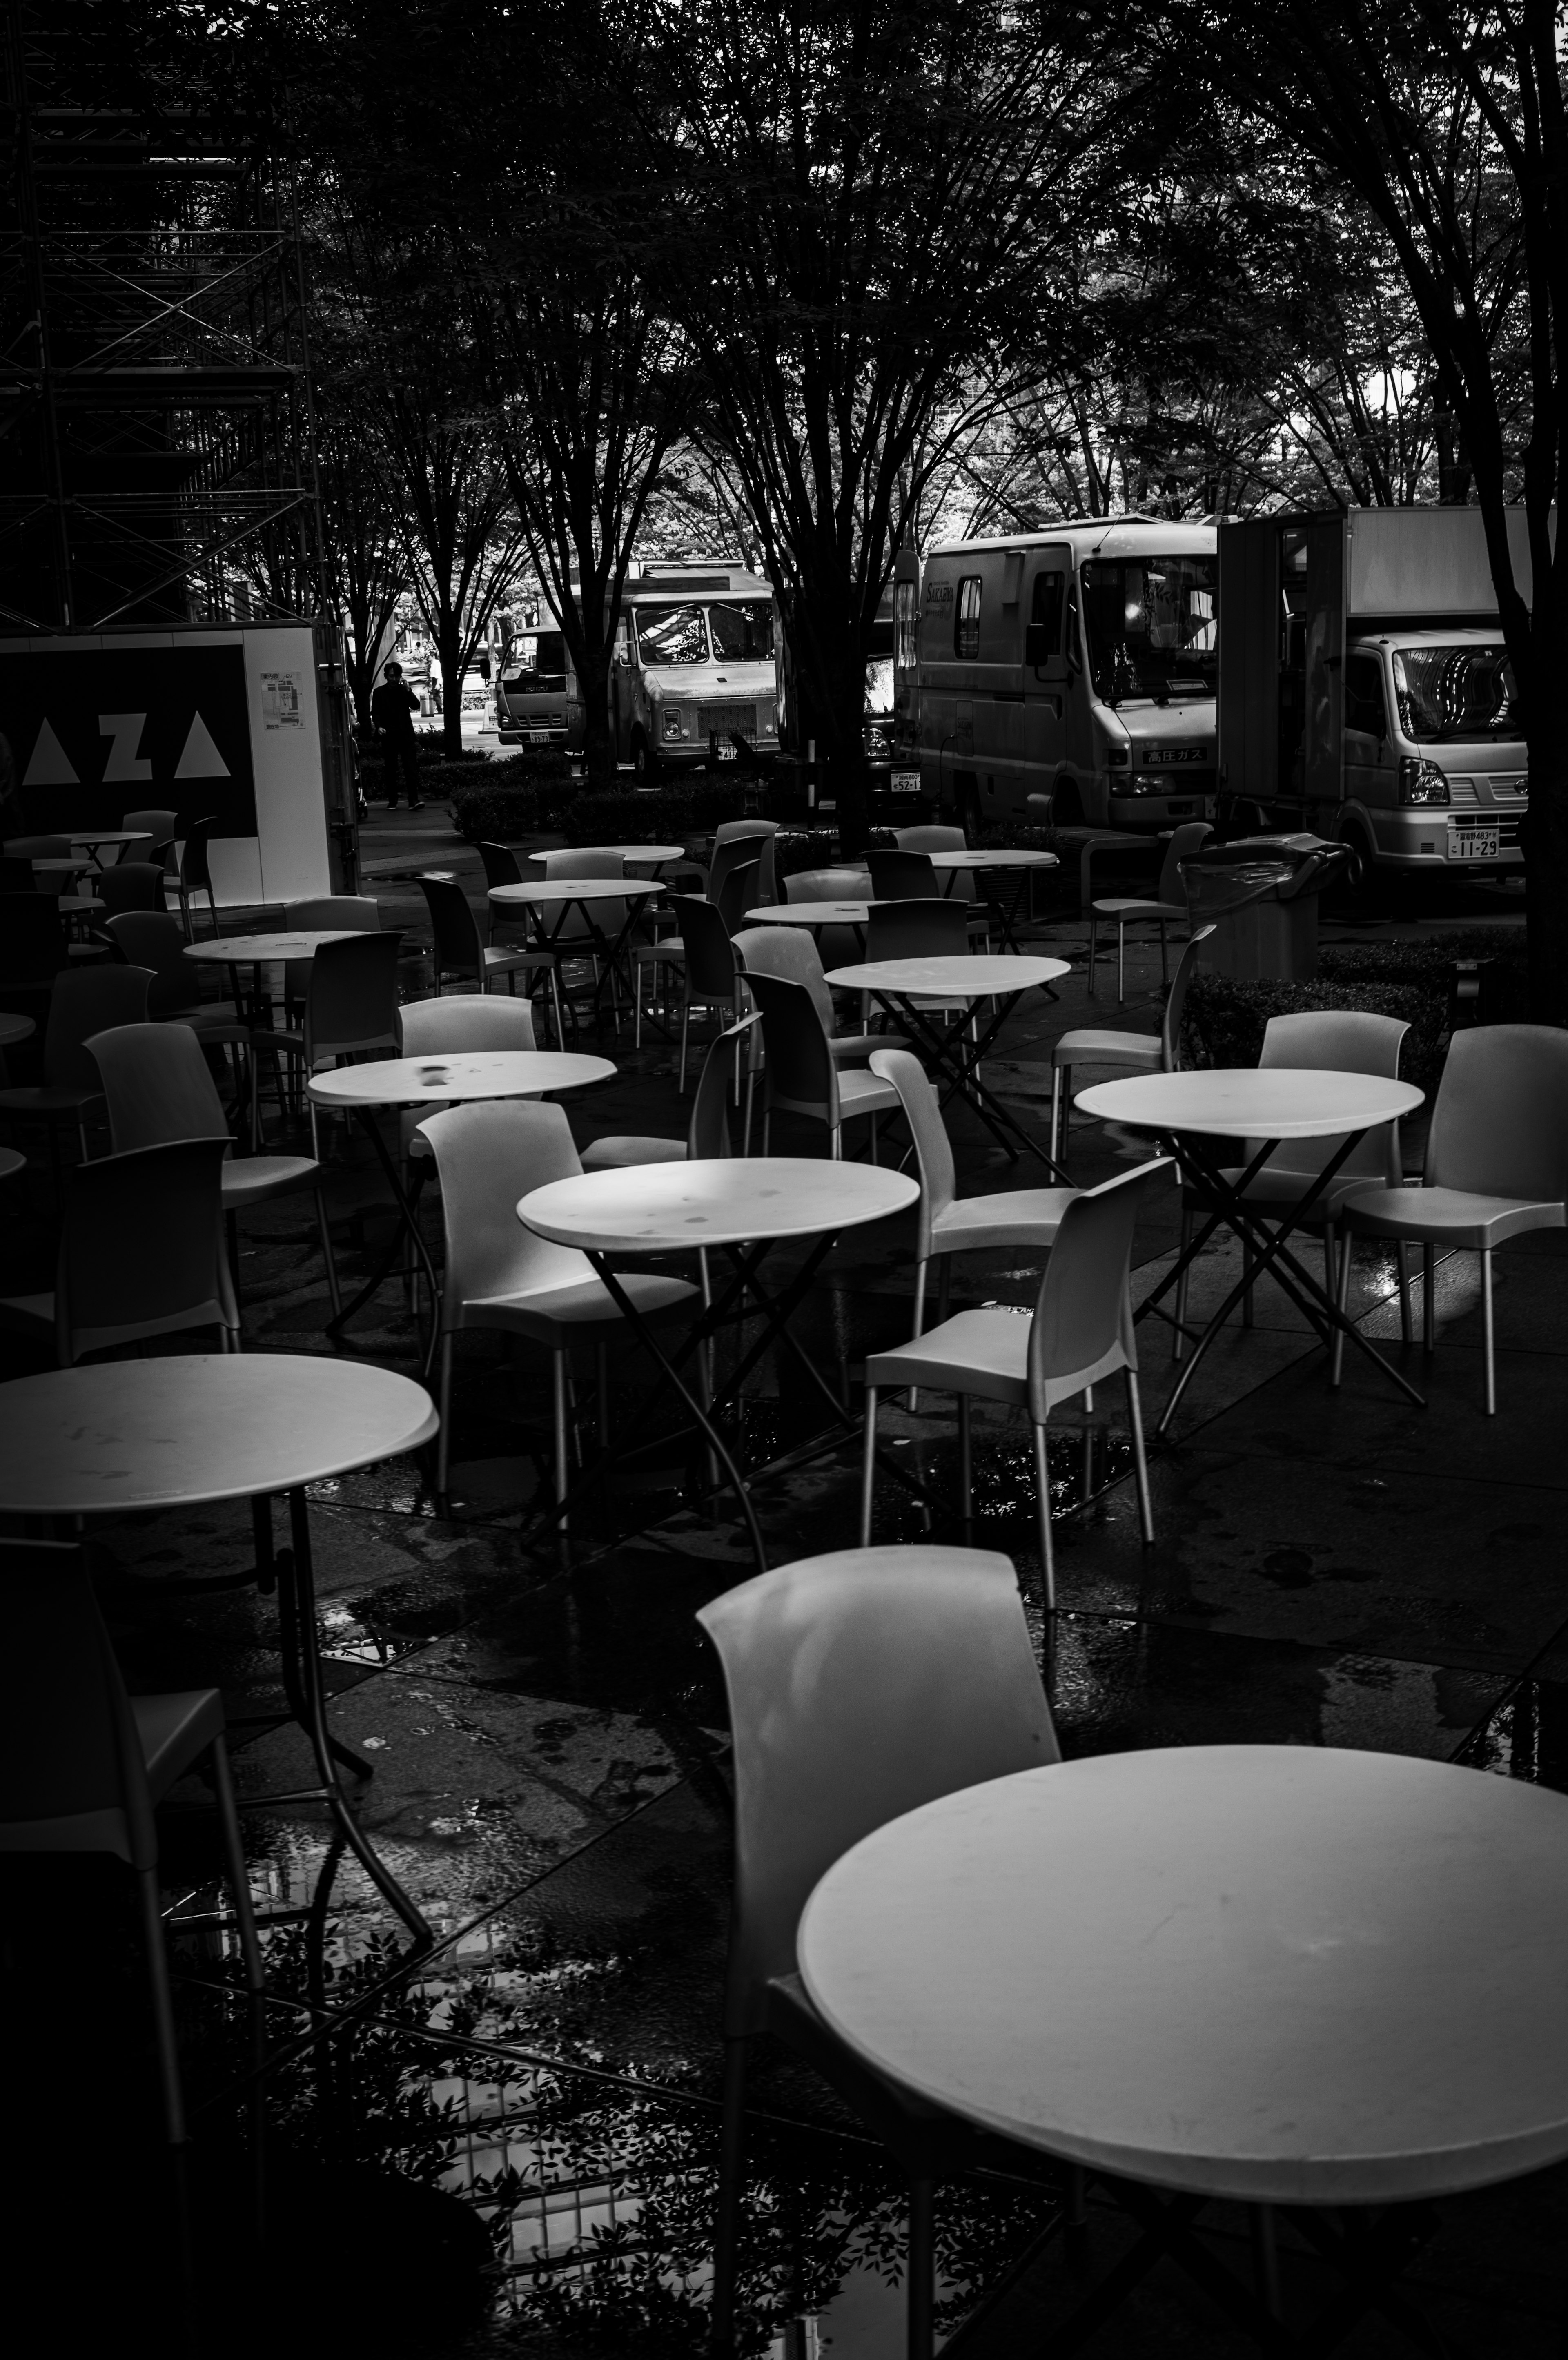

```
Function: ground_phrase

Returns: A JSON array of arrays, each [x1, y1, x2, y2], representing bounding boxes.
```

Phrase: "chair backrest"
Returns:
[[475, 840, 524, 890], [178, 818, 217, 892], [867, 848, 939, 901], [1425, 1024, 1568, 1202], [688, 1015, 760, 1158], [865, 897, 970, 962], [102, 912, 199, 1014], [671, 894, 739, 998], [284, 894, 381, 933], [745, 970, 836, 1121], [56, 1137, 237, 1363], [894, 825, 966, 854], [418, 874, 484, 980], [713, 824, 777, 905], [0, 893, 67, 985], [869, 1047, 954, 1253], [732, 925, 837, 1037], [785, 867, 869, 903], [697, 1543, 1059, 2035], [3, 834, 70, 858], [303, 931, 403, 1062], [1254, 1007, 1410, 1184], [419, 1099, 592, 1324], [87, 1020, 229, 1153], [96, 862, 165, 918], [1158, 821, 1214, 905], [1027, 1158, 1169, 1412], [541, 849, 627, 932], [119, 809, 178, 863], [714, 819, 780, 846], [398, 993, 535, 1054], [43, 965, 154, 1088], [1158, 922, 1216, 1072], [715, 858, 762, 935], [0, 1538, 155, 1867]]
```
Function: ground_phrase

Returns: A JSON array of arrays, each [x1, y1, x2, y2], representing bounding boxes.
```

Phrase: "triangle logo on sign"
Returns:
[[22, 717, 79, 787], [174, 710, 230, 779]]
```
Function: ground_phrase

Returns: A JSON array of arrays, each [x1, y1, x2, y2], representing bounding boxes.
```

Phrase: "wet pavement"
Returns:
[[2, 805, 1561, 2355]]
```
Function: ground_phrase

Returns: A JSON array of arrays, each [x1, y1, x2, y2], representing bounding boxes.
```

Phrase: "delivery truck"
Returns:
[[609, 563, 779, 774], [912, 517, 1219, 831], [1218, 508, 1544, 881]]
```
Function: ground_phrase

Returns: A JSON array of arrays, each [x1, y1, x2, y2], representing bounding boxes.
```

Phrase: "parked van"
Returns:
[[1219, 508, 1541, 879], [495, 628, 584, 750], [914, 518, 1219, 831], [611, 564, 779, 775]]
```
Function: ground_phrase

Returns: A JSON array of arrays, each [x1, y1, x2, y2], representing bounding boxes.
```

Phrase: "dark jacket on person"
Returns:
[[371, 679, 419, 738]]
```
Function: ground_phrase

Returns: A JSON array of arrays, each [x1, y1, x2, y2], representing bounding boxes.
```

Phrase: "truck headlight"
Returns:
[[663, 710, 684, 740], [1399, 756, 1450, 806]]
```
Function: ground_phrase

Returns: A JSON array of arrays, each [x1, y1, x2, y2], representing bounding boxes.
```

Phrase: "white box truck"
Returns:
[[1218, 508, 1544, 880], [912, 517, 1219, 831], [609, 564, 779, 776]]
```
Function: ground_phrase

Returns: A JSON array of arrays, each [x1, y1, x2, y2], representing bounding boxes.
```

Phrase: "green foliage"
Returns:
[[561, 782, 748, 844]]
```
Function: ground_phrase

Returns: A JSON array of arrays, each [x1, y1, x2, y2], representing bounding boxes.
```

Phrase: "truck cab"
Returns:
[[610, 564, 779, 775], [495, 628, 584, 750], [913, 518, 1219, 831], [1341, 632, 1526, 874]]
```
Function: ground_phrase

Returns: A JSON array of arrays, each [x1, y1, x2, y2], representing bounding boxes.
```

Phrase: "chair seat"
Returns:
[[836, 1070, 902, 1118], [1092, 897, 1186, 923], [460, 1270, 699, 1345], [483, 945, 552, 976], [1340, 1184, 1567, 1252], [0, 1083, 103, 1117], [220, 1154, 320, 1208], [1053, 1028, 1162, 1072], [133, 1688, 226, 1801], [581, 1135, 689, 1172], [931, 1187, 1076, 1255], [633, 940, 684, 965], [867, 1305, 1127, 1413]]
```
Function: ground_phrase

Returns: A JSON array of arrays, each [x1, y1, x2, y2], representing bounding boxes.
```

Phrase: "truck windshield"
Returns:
[[707, 600, 774, 662], [634, 604, 709, 665], [506, 631, 567, 693], [1391, 644, 1522, 742], [1080, 555, 1218, 703]]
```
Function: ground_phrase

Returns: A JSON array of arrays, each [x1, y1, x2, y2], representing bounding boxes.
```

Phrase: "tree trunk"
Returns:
[[1521, 740, 1568, 1027], [437, 614, 466, 756]]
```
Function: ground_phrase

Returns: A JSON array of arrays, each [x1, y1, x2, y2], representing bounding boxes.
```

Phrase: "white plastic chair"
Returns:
[[582, 1014, 757, 1170], [418, 1100, 699, 1513], [861, 1159, 1168, 1605], [744, 970, 899, 1159], [1339, 1024, 1568, 1412], [1172, 1007, 1412, 1362], [1050, 923, 1214, 1168], [732, 923, 900, 1065], [1088, 820, 1211, 1002], [697, 1542, 1059, 2360]]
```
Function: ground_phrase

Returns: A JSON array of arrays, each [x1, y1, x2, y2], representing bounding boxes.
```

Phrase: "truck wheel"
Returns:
[[631, 729, 657, 780], [1051, 779, 1084, 827]]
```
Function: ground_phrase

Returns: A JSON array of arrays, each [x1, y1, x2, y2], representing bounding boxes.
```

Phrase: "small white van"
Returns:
[[914, 517, 1218, 831]]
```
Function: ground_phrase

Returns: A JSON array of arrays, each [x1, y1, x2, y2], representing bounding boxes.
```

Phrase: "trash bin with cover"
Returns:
[[1179, 834, 1351, 982]]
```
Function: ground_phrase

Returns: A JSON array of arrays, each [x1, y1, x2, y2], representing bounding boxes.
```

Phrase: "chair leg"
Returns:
[[860, 1385, 878, 1544], [908, 1260, 928, 1412], [1333, 1227, 1352, 1386], [436, 1332, 454, 1498], [596, 1339, 612, 1450], [1173, 1207, 1194, 1360], [634, 961, 644, 1048], [1482, 1248, 1496, 1414], [552, 1349, 570, 1542], [1423, 1242, 1436, 1350], [1242, 1232, 1254, 1327], [679, 993, 691, 1092], [1031, 1421, 1054, 1613], [1117, 919, 1126, 1006], [907, 2175, 935, 2360], [1050, 1063, 1063, 1164], [1126, 1370, 1154, 1545], [710, 2037, 750, 2357], [314, 1183, 342, 1320], [957, 1393, 972, 1524], [136, 1861, 188, 2145], [1087, 909, 1098, 997], [1398, 1241, 1414, 1345], [209, 1734, 267, 2235], [1158, 917, 1169, 987]]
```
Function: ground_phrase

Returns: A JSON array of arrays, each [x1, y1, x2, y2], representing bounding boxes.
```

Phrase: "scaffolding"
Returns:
[[0, 0, 323, 633]]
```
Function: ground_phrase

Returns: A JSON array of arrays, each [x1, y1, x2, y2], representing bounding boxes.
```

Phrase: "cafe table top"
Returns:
[[0, 1352, 438, 1513], [185, 929, 363, 965], [1075, 1068, 1424, 1142], [929, 848, 1060, 870], [519, 1155, 917, 1254], [488, 878, 663, 907], [0, 1012, 36, 1049], [799, 1743, 1568, 2208], [307, 1049, 614, 1107], [825, 953, 1069, 998], [744, 900, 871, 928]]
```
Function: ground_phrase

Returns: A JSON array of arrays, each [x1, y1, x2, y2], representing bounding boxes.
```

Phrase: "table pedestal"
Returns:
[[867, 985, 1069, 1179]]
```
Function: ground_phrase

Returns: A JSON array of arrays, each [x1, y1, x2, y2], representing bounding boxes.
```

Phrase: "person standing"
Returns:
[[371, 660, 424, 809]]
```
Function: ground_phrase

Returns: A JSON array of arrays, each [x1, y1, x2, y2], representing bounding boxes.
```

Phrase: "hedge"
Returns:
[[561, 781, 748, 844]]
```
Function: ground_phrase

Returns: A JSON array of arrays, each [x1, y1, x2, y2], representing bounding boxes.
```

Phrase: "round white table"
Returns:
[[488, 878, 664, 1027], [575, 842, 688, 868], [929, 847, 1058, 948], [519, 1157, 918, 1567], [1076, 1068, 1427, 1424], [185, 928, 362, 967], [826, 953, 1071, 1176], [743, 898, 871, 938], [0, 1145, 24, 1181], [308, 1049, 614, 1335], [0, 1012, 35, 1049], [0, 1353, 439, 1945], [70, 828, 151, 866], [800, 1744, 1568, 2206]]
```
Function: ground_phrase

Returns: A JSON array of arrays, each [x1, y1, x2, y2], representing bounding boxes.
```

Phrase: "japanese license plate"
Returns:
[[714, 741, 737, 761], [891, 769, 922, 793], [525, 729, 551, 744], [1450, 821, 1499, 859]]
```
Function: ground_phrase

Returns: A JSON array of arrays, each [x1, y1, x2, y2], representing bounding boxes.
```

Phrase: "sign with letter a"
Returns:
[[1, 644, 258, 835]]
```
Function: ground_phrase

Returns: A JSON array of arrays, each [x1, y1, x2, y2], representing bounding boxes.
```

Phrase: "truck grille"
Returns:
[[697, 702, 758, 740], [1450, 814, 1521, 852]]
